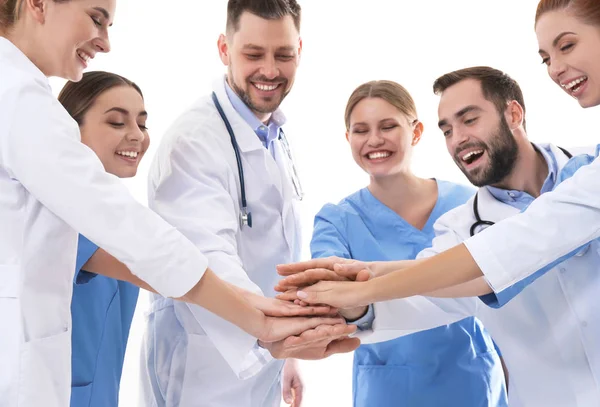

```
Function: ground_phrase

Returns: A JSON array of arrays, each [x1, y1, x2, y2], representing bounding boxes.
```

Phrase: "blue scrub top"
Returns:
[[71, 235, 139, 407], [311, 180, 507, 407]]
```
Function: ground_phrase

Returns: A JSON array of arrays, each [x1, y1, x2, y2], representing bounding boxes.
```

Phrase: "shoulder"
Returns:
[[314, 189, 365, 226]]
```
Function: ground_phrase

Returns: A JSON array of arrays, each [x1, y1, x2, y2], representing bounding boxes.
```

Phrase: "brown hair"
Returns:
[[433, 66, 527, 129], [344, 80, 417, 130], [535, 0, 600, 27], [226, 0, 301, 34], [0, 0, 68, 30], [58, 71, 143, 125]]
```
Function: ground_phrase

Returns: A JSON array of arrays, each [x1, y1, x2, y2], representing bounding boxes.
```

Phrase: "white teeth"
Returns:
[[254, 83, 278, 91], [117, 151, 138, 158], [77, 51, 90, 62], [462, 150, 484, 161], [368, 151, 391, 160], [562, 76, 587, 90]]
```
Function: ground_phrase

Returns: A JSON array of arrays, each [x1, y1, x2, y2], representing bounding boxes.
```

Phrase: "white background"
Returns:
[[50, 1, 599, 406]]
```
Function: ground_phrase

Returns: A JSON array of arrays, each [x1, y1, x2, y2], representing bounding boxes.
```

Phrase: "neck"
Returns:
[[3, 27, 47, 76], [226, 76, 272, 124], [490, 140, 548, 198], [368, 171, 433, 213]]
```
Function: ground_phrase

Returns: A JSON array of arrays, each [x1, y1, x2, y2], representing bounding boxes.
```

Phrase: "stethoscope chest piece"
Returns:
[[240, 208, 253, 228]]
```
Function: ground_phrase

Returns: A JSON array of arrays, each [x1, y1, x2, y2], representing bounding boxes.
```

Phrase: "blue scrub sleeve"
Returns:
[[310, 204, 353, 259], [492, 339, 502, 357], [74, 234, 100, 285], [350, 304, 375, 331], [479, 153, 597, 308]]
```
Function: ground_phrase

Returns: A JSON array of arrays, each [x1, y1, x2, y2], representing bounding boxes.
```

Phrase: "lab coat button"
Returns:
[[560, 268, 567, 273], [582, 321, 588, 328]]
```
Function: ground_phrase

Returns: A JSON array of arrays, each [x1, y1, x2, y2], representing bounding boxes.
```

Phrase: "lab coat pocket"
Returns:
[[354, 365, 409, 407], [19, 329, 71, 407]]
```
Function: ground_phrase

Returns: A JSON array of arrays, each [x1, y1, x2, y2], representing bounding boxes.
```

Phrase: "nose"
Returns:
[[260, 56, 279, 80], [367, 129, 385, 147], [126, 127, 145, 143], [548, 56, 567, 83], [92, 31, 111, 54], [451, 127, 470, 149]]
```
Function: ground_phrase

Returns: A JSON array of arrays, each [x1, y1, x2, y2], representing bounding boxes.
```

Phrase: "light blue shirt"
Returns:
[[486, 143, 559, 211], [224, 79, 285, 150], [312, 180, 507, 407]]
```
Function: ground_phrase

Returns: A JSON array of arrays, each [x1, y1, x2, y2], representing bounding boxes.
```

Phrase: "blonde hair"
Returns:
[[344, 80, 417, 130], [0, 0, 23, 29]]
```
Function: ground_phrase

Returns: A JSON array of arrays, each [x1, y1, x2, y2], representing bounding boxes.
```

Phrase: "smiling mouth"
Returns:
[[252, 82, 281, 92], [366, 151, 391, 160], [460, 149, 484, 166], [562, 76, 588, 94]]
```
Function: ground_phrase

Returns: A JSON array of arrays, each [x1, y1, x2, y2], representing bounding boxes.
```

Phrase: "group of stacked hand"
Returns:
[[244, 257, 387, 360]]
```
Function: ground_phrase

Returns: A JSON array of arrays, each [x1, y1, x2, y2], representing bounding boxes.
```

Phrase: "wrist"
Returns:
[[340, 306, 368, 321]]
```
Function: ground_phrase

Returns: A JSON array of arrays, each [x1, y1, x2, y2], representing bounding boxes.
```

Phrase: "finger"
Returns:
[[281, 323, 350, 348], [324, 337, 362, 356], [293, 380, 303, 407], [355, 269, 372, 282], [282, 377, 292, 404], [277, 258, 339, 276], [276, 270, 344, 291], [279, 304, 334, 317], [276, 289, 300, 302]]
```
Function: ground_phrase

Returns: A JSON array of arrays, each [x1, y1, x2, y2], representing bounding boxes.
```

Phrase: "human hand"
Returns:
[[259, 323, 360, 359], [282, 359, 303, 406], [239, 289, 337, 317], [276, 280, 372, 310]]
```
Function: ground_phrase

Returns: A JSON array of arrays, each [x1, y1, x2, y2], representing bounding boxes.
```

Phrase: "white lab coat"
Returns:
[[140, 78, 302, 407], [358, 144, 600, 407], [465, 145, 600, 293], [0, 39, 208, 407]]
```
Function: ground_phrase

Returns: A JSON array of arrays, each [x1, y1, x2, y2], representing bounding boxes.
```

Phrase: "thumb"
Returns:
[[296, 289, 321, 304], [355, 269, 373, 282]]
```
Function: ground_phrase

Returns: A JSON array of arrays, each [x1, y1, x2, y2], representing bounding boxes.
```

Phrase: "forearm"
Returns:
[[181, 268, 265, 338], [371, 258, 423, 277], [364, 244, 483, 303], [84, 251, 266, 338], [425, 276, 492, 297]]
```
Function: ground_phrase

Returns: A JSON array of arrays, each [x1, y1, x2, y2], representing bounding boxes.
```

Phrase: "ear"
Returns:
[[24, 0, 47, 24], [411, 120, 424, 146], [345, 130, 350, 143], [505, 100, 524, 131], [217, 33, 230, 66], [297, 37, 303, 64]]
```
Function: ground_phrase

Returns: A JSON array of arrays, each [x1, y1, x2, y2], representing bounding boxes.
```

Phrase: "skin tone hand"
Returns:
[[259, 323, 361, 359], [279, 245, 485, 308], [282, 359, 303, 407]]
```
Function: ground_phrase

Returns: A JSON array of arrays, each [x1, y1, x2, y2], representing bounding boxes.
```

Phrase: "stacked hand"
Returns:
[[274, 256, 377, 312], [239, 289, 360, 360]]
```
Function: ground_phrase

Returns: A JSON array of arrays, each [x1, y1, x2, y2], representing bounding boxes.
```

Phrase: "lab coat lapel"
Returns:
[[477, 187, 520, 224], [272, 138, 300, 254], [211, 79, 285, 199]]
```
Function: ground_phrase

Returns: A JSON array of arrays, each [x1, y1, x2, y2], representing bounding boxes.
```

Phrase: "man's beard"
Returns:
[[455, 115, 519, 187]]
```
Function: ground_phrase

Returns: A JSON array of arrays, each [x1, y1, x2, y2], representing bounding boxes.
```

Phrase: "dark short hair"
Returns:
[[226, 0, 301, 34], [433, 66, 526, 129], [58, 71, 143, 125]]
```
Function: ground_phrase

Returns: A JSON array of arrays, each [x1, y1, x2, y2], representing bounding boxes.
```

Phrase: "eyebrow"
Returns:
[[242, 44, 296, 52], [538, 31, 576, 53], [93, 7, 113, 26], [438, 105, 480, 128], [104, 107, 148, 117]]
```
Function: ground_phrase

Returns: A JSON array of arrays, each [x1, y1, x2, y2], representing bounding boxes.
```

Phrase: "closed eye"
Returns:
[[382, 125, 398, 131], [109, 122, 125, 127]]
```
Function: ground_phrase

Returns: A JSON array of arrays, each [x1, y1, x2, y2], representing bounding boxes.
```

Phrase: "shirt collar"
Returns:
[[224, 78, 286, 145], [485, 143, 559, 203]]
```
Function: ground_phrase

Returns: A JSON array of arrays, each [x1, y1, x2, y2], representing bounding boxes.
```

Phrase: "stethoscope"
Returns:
[[211, 92, 303, 229], [469, 146, 572, 237]]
